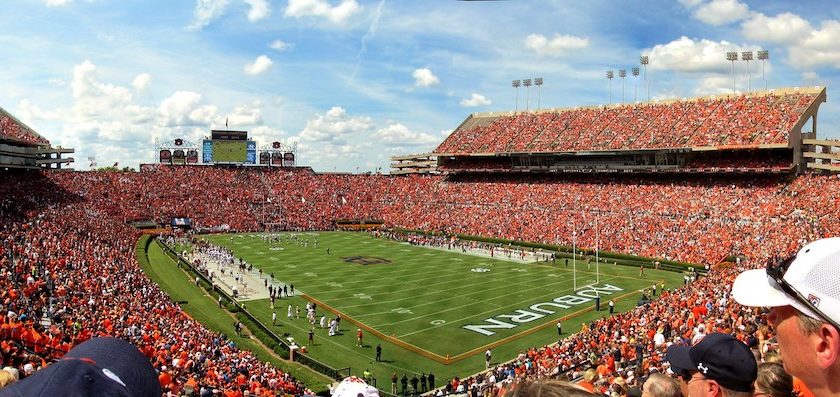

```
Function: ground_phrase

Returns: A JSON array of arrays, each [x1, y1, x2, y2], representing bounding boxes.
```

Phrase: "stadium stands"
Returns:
[[0, 108, 50, 146], [0, 86, 835, 396], [435, 91, 818, 155], [4, 163, 840, 395]]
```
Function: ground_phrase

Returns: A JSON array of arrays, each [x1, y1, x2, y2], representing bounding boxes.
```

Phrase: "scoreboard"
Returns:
[[202, 130, 256, 164]]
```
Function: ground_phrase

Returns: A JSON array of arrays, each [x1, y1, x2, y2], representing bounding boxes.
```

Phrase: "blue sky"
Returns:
[[2, 0, 839, 172]]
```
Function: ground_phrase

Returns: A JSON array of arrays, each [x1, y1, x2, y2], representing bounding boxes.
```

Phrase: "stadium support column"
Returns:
[[742, 51, 753, 93], [523, 79, 532, 113], [757, 50, 769, 91], [632, 67, 640, 103], [640, 55, 650, 102], [726, 52, 738, 93], [618, 69, 626, 104], [512, 80, 521, 113]]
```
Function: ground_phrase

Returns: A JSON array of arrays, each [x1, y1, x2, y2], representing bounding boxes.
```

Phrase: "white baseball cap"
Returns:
[[732, 237, 840, 327]]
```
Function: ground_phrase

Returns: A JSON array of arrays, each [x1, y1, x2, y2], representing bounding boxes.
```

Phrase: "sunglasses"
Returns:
[[766, 254, 840, 330]]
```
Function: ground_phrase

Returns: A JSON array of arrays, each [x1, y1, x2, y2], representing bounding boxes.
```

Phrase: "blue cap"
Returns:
[[0, 337, 161, 397], [665, 333, 757, 392]]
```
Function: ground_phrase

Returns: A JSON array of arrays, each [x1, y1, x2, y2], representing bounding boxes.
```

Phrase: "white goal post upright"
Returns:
[[572, 218, 577, 291], [596, 215, 600, 284]]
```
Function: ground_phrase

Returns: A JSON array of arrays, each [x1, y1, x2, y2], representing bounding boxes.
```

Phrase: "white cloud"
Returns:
[[802, 71, 820, 81], [787, 20, 840, 69], [244, 55, 273, 75], [284, 0, 361, 24], [371, 123, 439, 146], [249, 125, 286, 146], [460, 93, 491, 107], [71, 60, 133, 118], [693, 76, 736, 96], [225, 102, 264, 126], [647, 36, 754, 73], [412, 68, 440, 88], [693, 0, 749, 26], [741, 12, 840, 70], [678, 0, 704, 7], [524, 33, 589, 57], [244, 0, 271, 21], [269, 39, 291, 51], [46, 0, 71, 6], [188, 0, 230, 30], [742, 12, 812, 44], [132, 73, 151, 91], [158, 91, 219, 127], [16, 99, 59, 124], [297, 106, 372, 143]]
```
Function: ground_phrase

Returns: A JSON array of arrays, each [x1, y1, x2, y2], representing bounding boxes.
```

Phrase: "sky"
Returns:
[[2, 0, 840, 172]]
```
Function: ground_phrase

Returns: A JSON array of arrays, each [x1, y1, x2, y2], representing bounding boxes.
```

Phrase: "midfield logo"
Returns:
[[342, 256, 392, 265]]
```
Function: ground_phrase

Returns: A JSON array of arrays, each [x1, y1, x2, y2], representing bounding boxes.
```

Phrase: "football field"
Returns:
[[201, 231, 685, 385]]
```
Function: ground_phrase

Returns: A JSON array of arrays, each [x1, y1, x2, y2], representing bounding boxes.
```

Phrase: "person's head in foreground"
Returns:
[[503, 379, 600, 397], [754, 362, 795, 397], [732, 237, 840, 397], [665, 332, 757, 397], [0, 337, 161, 397], [642, 372, 682, 397]]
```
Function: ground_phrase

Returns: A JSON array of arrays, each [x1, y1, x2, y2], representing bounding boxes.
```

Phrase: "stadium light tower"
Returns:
[[534, 77, 543, 110], [512, 80, 521, 113], [726, 52, 738, 93], [618, 69, 627, 104], [758, 50, 769, 91], [631, 67, 640, 103], [523, 78, 532, 112], [606, 70, 614, 104], [640, 55, 650, 101], [742, 51, 754, 92]]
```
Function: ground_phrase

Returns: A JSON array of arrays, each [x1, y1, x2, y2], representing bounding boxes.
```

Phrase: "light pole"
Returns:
[[534, 77, 543, 110], [640, 55, 650, 101], [742, 51, 754, 92], [606, 70, 614, 104], [523, 78, 532, 112], [512, 80, 521, 113], [757, 50, 769, 91], [618, 69, 627, 104], [726, 52, 738, 93], [632, 67, 640, 103]]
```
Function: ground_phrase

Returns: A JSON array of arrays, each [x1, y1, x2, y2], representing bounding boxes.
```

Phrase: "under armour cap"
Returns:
[[665, 333, 757, 392], [732, 238, 840, 326], [0, 337, 161, 397]]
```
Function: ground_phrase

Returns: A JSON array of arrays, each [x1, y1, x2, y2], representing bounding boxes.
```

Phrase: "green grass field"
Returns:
[[192, 231, 685, 388], [138, 239, 334, 392]]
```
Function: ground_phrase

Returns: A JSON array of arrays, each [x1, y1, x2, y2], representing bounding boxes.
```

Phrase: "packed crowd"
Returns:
[[435, 92, 816, 154], [0, 111, 50, 146], [42, 167, 840, 266], [2, 162, 840, 396], [0, 172, 310, 396]]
